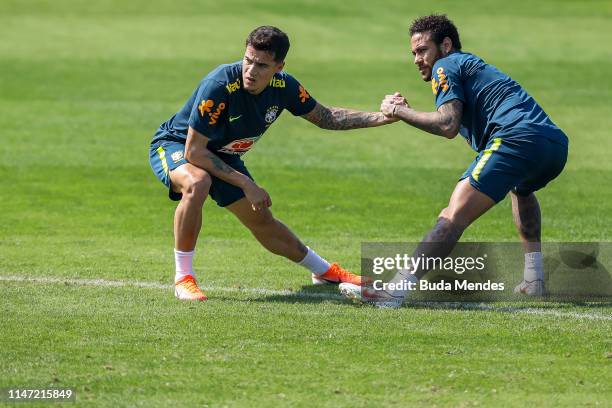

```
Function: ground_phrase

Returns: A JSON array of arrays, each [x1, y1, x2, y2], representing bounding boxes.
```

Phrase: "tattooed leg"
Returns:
[[511, 192, 541, 253], [410, 218, 465, 279], [411, 178, 496, 279]]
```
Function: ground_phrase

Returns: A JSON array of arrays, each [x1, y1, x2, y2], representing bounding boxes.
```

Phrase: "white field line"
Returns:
[[0, 275, 341, 299], [1, 275, 611, 321], [412, 301, 612, 321]]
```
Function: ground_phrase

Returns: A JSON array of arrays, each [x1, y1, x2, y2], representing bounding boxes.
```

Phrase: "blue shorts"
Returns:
[[461, 135, 568, 203], [149, 141, 253, 207]]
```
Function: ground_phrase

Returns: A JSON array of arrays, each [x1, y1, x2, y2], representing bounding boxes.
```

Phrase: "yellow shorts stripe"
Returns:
[[157, 146, 169, 175], [471, 138, 502, 182]]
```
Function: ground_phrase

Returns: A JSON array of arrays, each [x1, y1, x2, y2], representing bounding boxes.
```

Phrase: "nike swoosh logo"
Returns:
[[229, 115, 242, 123]]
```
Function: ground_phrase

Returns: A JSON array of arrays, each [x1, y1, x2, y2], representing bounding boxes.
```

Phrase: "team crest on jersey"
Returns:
[[171, 150, 184, 163], [218, 136, 262, 155], [431, 67, 449, 95], [265, 105, 279, 124]]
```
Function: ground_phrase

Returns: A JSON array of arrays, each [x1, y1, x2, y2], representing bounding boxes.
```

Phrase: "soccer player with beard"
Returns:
[[340, 15, 568, 307]]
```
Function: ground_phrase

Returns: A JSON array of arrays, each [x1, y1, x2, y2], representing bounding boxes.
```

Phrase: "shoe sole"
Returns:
[[513, 281, 546, 296], [312, 275, 338, 285], [515, 289, 546, 296], [174, 288, 207, 301], [339, 284, 404, 309], [339, 284, 362, 303], [312, 275, 370, 286]]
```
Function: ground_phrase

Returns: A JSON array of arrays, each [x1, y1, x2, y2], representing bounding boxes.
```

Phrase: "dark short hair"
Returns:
[[409, 14, 462, 50], [245, 26, 290, 62]]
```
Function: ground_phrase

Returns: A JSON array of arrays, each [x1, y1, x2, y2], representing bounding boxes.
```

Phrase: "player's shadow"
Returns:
[[215, 245, 612, 306], [544, 249, 612, 299], [246, 284, 345, 305]]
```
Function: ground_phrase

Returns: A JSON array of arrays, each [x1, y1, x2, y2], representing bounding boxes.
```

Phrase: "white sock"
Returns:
[[386, 269, 419, 298], [297, 247, 331, 275], [174, 249, 195, 282], [524, 252, 544, 282]]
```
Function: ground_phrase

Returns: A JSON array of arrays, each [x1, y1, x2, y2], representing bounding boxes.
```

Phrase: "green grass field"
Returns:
[[1, 0, 611, 406]]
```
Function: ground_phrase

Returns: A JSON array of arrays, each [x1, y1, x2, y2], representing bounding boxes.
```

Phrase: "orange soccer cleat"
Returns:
[[311, 263, 372, 286], [174, 275, 208, 301]]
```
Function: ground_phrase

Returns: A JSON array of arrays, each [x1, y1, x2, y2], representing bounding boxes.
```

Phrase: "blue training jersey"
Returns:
[[431, 52, 568, 152], [152, 62, 317, 161]]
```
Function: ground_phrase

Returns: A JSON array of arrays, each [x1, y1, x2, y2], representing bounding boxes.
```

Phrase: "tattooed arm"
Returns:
[[185, 127, 271, 210], [301, 102, 397, 130], [381, 95, 463, 138]]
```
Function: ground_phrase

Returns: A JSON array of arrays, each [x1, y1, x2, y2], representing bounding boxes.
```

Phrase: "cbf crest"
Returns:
[[265, 105, 279, 124], [171, 150, 184, 163]]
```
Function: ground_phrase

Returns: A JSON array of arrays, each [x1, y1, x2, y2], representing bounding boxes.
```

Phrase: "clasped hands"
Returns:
[[380, 92, 410, 118]]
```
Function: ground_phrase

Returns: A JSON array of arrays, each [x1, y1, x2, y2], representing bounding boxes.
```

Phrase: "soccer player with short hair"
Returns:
[[150, 26, 395, 301], [340, 15, 568, 307]]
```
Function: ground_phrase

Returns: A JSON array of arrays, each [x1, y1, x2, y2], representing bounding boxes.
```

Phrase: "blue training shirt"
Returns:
[[431, 52, 568, 152], [152, 62, 317, 161]]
